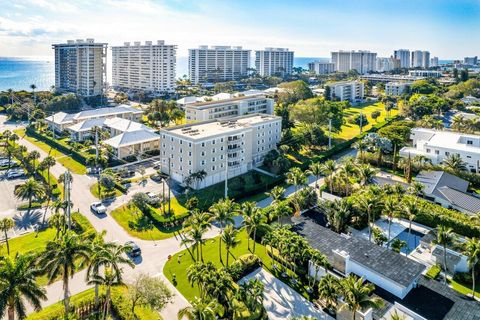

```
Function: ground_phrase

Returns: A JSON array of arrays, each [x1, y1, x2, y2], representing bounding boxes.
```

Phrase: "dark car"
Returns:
[[125, 241, 141, 257]]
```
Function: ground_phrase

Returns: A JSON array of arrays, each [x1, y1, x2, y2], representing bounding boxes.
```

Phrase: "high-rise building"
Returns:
[[430, 57, 439, 67], [376, 57, 400, 72], [330, 50, 377, 74], [308, 61, 335, 74], [188, 46, 251, 84], [111, 40, 177, 94], [393, 49, 411, 69], [52, 39, 107, 97], [411, 50, 430, 68], [255, 48, 293, 77], [464, 56, 478, 65]]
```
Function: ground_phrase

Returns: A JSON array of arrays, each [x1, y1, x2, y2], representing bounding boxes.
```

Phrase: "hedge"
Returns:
[[26, 126, 87, 164], [143, 205, 189, 227], [228, 254, 262, 281]]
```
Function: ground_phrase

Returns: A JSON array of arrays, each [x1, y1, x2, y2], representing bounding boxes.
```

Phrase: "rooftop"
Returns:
[[66, 118, 107, 133], [416, 171, 469, 195], [103, 129, 159, 148], [46, 105, 142, 124], [162, 114, 281, 140], [291, 216, 425, 288], [412, 128, 480, 154], [104, 117, 153, 133], [186, 93, 268, 109]]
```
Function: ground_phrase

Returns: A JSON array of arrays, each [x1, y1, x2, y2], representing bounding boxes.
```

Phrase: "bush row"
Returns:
[[227, 254, 262, 281]]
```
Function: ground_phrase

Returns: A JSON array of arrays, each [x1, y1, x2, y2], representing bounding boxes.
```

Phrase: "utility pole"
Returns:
[[64, 170, 72, 230], [95, 128, 99, 164], [359, 110, 363, 134], [224, 155, 228, 199], [328, 118, 332, 149], [168, 157, 171, 215]]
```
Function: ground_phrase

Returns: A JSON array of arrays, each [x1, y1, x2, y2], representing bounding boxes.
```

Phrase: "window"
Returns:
[[220, 146, 224, 151], [426, 148, 431, 153], [212, 148, 216, 153], [180, 148, 183, 153], [201, 160, 205, 165], [221, 138, 224, 142], [189, 160, 192, 165], [212, 157, 216, 162], [180, 140, 183, 145], [220, 155, 224, 160], [445, 151, 450, 156], [189, 151, 192, 156], [201, 142, 205, 147], [180, 157, 183, 162], [212, 166, 216, 171], [201, 151, 205, 156], [212, 140, 216, 145], [467, 140, 473, 145], [435, 150, 439, 155]]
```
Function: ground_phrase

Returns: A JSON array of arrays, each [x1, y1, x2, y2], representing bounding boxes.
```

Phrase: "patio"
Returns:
[[240, 268, 333, 320]]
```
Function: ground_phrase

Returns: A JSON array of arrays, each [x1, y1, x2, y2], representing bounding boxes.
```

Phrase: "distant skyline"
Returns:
[[0, 0, 479, 59]]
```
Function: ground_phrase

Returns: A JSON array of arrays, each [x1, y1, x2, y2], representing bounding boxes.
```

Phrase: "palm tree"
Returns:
[[286, 167, 310, 194], [357, 164, 378, 186], [309, 162, 323, 189], [338, 159, 357, 196], [39, 231, 91, 316], [88, 267, 123, 320], [242, 208, 266, 254], [318, 274, 340, 313], [181, 225, 207, 262], [49, 211, 66, 239], [0, 253, 47, 320], [26, 150, 40, 174], [177, 297, 222, 320], [221, 225, 240, 266], [321, 159, 337, 193], [390, 238, 407, 254], [352, 140, 367, 159], [402, 198, 419, 252], [267, 185, 285, 206], [464, 237, 480, 299], [14, 178, 46, 210], [442, 154, 467, 172], [383, 197, 398, 246], [39, 156, 56, 187], [340, 275, 383, 320], [354, 195, 378, 242], [0, 218, 15, 255], [434, 226, 454, 284], [209, 198, 236, 263], [30, 84, 37, 106]]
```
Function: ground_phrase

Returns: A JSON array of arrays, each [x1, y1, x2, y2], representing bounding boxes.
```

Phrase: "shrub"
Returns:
[[348, 113, 368, 126], [425, 265, 441, 280], [228, 254, 261, 281]]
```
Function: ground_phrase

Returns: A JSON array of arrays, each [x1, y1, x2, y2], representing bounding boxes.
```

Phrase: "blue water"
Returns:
[[393, 228, 424, 255], [0, 57, 54, 92]]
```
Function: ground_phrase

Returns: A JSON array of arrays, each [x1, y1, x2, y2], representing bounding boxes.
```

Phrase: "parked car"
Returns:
[[90, 202, 107, 215], [150, 174, 163, 182], [153, 161, 162, 169], [6, 170, 25, 179], [125, 241, 141, 257], [118, 170, 135, 178]]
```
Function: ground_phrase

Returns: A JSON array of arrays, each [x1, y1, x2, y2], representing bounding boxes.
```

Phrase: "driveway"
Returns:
[[240, 268, 332, 320]]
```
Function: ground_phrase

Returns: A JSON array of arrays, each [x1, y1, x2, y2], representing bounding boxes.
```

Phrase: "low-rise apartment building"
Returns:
[[408, 70, 442, 78], [400, 128, 480, 172], [45, 105, 143, 132], [385, 82, 412, 96], [159, 114, 282, 189], [184, 94, 274, 122], [308, 61, 335, 75], [328, 81, 364, 102]]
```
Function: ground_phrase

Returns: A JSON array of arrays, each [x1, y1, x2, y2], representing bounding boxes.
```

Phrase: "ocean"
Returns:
[[0, 56, 455, 92], [0, 57, 54, 92]]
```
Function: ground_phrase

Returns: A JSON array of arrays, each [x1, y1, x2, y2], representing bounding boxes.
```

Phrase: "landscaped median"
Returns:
[[26, 287, 162, 320]]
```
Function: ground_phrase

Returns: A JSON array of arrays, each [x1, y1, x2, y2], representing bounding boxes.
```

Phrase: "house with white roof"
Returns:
[[399, 128, 480, 172], [103, 130, 160, 159], [45, 105, 143, 132]]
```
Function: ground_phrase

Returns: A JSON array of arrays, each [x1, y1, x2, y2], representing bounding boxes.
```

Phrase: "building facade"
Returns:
[[254, 48, 293, 77], [188, 46, 251, 84], [159, 114, 282, 189], [184, 94, 274, 122], [52, 39, 107, 97], [328, 81, 364, 102], [430, 56, 439, 67], [111, 40, 176, 94], [331, 50, 377, 74], [411, 50, 430, 68], [464, 56, 478, 65], [408, 70, 442, 77], [393, 49, 411, 69], [376, 57, 400, 72], [308, 61, 335, 74], [385, 82, 411, 96], [400, 128, 480, 172]]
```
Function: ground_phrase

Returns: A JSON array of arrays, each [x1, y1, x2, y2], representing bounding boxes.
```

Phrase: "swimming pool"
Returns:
[[391, 228, 424, 254]]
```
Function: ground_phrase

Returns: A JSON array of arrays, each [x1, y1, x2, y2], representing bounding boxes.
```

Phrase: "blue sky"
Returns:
[[0, 0, 478, 59]]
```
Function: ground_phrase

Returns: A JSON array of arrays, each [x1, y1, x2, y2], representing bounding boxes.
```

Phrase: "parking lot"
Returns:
[[0, 173, 26, 214]]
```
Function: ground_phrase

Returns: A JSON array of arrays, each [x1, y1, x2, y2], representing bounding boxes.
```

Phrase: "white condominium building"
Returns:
[[328, 81, 364, 102], [184, 94, 274, 122], [188, 46, 251, 84], [385, 82, 412, 96], [431, 57, 439, 67], [411, 50, 430, 68], [393, 49, 411, 69], [376, 57, 400, 72], [400, 128, 480, 172], [331, 50, 377, 74], [408, 70, 442, 78], [464, 56, 478, 65], [111, 40, 177, 94], [52, 39, 107, 97], [159, 114, 282, 189], [308, 61, 335, 74], [255, 48, 294, 77]]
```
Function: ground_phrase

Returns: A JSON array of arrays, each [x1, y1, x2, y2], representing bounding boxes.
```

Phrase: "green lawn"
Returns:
[[157, 196, 188, 216], [90, 182, 123, 199], [163, 229, 308, 303], [110, 204, 182, 240], [13, 128, 86, 174], [448, 278, 480, 297], [26, 287, 162, 320], [333, 102, 399, 141]]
